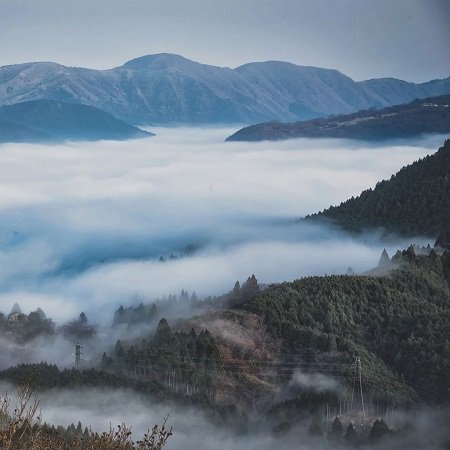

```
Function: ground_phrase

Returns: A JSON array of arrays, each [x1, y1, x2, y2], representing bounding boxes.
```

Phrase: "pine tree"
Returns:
[[345, 422, 357, 445], [329, 416, 343, 440], [378, 249, 390, 267], [115, 340, 126, 358], [370, 419, 390, 441]]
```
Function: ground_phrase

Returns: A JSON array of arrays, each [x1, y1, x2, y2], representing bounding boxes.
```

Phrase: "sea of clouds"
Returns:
[[0, 128, 442, 323], [1, 129, 448, 448]]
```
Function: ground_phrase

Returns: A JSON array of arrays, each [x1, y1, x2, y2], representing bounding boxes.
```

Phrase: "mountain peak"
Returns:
[[121, 53, 198, 71], [1, 56, 450, 125]]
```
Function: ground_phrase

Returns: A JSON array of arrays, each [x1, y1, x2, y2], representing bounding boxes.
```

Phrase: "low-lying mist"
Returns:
[[0, 129, 440, 323], [1, 382, 448, 450]]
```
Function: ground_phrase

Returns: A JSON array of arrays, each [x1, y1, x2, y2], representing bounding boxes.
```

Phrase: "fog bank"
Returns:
[[2, 383, 448, 450], [0, 129, 440, 322]]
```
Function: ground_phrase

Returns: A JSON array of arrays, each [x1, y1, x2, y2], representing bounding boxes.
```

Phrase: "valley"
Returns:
[[1, 4, 449, 446]]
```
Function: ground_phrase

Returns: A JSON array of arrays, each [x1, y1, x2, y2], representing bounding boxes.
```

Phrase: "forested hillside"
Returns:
[[226, 95, 450, 141], [240, 248, 450, 404], [1, 248, 449, 448], [307, 140, 450, 238], [2, 250, 448, 408]]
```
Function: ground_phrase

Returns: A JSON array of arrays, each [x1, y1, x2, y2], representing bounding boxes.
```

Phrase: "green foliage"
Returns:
[[0, 312, 6, 330], [270, 391, 339, 422], [370, 419, 390, 441], [0, 362, 193, 407], [240, 252, 450, 404], [107, 318, 223, 395], [0, 363, 152, 391], [308, 140, 450, 237], [61, 313, 96, 339], [329, 416, 343, 441], [1, 308, 55, 342], [24, 310, 55, 340], [0, 362, 244, 430], [113, 302, 158, 326]]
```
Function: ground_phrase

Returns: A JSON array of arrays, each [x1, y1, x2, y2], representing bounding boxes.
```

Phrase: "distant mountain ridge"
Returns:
[[0, 119, 52, 143], [226, 94, 450, 141], [1, 53, 449, 125], [0, 100, 151, 143]]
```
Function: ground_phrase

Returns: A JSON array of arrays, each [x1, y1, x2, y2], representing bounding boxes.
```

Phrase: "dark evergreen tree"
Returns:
[[378, 249, 390, 267], [115, 340, 126, 359], [370, 419, 390, 441], [328, 416, 343, 441], [345, 422, 357, 445]]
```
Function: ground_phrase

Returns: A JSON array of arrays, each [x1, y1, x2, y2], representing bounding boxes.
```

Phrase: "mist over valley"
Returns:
[[1, 129, 449, 449], [1, 2, 449, 448], [0, 129, 438, 321]]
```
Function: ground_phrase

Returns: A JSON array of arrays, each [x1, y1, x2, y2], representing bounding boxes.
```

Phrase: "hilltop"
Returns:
[[306, 139, 450, 239], [226, 95, 450, 141], [0, 99, 151, 143]]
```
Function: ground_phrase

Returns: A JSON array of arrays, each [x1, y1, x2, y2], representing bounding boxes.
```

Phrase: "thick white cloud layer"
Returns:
[[0, 129, 441, 322]]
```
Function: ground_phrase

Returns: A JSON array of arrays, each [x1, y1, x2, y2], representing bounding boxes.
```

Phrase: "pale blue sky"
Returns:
[[0, 0, 449, 82]]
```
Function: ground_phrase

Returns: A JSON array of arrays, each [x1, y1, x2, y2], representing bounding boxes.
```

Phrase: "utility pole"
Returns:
[[357, 356, 366, 420], [350, 355, 366, 420], [75, 342, 83, 369]]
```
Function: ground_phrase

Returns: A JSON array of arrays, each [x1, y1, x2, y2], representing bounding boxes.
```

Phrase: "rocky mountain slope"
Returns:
[[1, 53, 449, 125]]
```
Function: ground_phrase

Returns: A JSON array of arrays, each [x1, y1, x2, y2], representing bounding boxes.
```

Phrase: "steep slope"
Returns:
[[0, 100, 151, 142], [0, 54, 449, 125], [240, 250, 450, 404], [306, 140, 450, 237], [226, 95, 450, 141], [234, 61, 377, 117]]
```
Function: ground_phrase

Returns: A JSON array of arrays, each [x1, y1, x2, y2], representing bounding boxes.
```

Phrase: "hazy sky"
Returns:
[[0, 0, 449, 82]]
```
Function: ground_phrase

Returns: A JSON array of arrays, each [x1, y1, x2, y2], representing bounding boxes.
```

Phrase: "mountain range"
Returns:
[[0, 100, 151, 143], [1, 53, 450, 125], [226, 94, 450, 141]]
